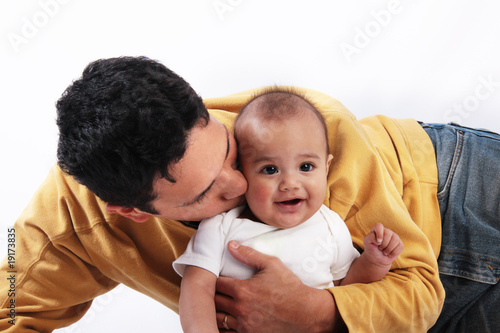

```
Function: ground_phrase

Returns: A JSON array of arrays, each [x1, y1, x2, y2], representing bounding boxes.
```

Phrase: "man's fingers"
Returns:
[[216, 312, 237, 332], [214, 287, 234, 314], [215, 281, 242, 330], [226, 240, 272, 271], [216, 276, 236, 298]]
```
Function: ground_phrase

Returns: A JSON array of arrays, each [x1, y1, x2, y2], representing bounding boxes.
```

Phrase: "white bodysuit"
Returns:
[[173, 205, 360, 289]]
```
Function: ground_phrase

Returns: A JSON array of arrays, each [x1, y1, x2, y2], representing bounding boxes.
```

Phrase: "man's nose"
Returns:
[[221, 168, 248, 200]]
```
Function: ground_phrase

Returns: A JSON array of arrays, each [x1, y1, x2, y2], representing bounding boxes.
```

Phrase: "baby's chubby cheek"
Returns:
[[247, 183, 273, 208]]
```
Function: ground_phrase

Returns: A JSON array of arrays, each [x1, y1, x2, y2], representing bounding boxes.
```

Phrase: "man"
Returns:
[[1, 56, 498, 332]]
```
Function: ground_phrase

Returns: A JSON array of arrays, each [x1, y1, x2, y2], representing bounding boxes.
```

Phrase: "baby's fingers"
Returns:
[[371, 223, 385, 245], [382, 235, 404, 258]]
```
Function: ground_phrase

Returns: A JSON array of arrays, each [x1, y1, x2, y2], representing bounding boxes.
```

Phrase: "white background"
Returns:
[[1, 0, 499, 332]]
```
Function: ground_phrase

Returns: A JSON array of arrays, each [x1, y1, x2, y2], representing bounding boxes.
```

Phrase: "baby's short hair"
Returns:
[[236, 86, 329, 153]]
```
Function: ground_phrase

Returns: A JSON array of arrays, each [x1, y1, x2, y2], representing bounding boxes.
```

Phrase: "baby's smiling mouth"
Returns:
[[275, 198, 304, 213], [279, 198, 303, 205]]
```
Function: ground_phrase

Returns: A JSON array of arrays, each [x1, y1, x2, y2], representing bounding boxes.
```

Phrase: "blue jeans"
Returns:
[[421, 123, 500, 332]]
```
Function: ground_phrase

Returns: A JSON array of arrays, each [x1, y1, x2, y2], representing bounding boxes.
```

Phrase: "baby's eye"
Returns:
[[300, 163, 314, 172], [261, 166, 278, 174]]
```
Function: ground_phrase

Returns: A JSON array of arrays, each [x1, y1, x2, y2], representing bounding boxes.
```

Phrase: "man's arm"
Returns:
[[0, 168, 119, 331], [179, 266, 219, 333], [215, 241, 346, 333], [0, 223, 119, 331]]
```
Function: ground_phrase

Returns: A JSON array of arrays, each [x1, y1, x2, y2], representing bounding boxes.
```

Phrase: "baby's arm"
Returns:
[[339, 223, 404, 286], [179, 265, 219, 333]]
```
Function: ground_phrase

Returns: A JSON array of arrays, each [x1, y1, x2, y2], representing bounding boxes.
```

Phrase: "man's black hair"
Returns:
[[56, 56, 209, 213]]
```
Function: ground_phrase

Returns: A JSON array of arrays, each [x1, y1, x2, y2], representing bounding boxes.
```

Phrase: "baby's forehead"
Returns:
[[235, 106, 320, 133], [236, 112, 325, 150], [234, 113, 272, 141], [235, 111, 330, 160]]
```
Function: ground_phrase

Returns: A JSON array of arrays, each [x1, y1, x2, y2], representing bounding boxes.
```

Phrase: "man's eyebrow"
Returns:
[[178, 126, 230, 207]]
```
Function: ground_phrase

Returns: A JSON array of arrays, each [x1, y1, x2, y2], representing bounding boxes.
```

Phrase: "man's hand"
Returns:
[[215, 241, 345, 333]]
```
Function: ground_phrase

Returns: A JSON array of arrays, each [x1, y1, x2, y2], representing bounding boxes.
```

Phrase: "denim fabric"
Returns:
[[421, 123, 500, 333]]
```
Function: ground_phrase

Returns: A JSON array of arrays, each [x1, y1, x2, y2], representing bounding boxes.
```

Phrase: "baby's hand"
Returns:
[[363, 223, 404, 267]]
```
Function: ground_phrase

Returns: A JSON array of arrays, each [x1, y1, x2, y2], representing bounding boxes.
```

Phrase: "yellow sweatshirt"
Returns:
[[0, 87, 444, 332]]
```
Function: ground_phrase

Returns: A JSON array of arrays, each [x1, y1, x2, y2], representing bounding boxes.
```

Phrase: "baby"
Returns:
[[173, 87, 404, 332]]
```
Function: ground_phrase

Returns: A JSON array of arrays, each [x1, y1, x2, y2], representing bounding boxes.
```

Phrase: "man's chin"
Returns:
[[155, 197, 247, 223], [215, 197, 247, 217]]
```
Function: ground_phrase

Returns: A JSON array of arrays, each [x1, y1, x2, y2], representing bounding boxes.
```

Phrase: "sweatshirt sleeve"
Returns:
[[320, 107, 444, 332], [0, 167, 121, 332]]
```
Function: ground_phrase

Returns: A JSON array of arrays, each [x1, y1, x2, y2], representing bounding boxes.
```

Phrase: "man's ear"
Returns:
[[105, 204, 151, 223]]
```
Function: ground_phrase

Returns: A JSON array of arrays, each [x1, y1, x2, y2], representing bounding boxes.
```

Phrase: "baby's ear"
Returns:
[[326, 154, 333, 170]]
